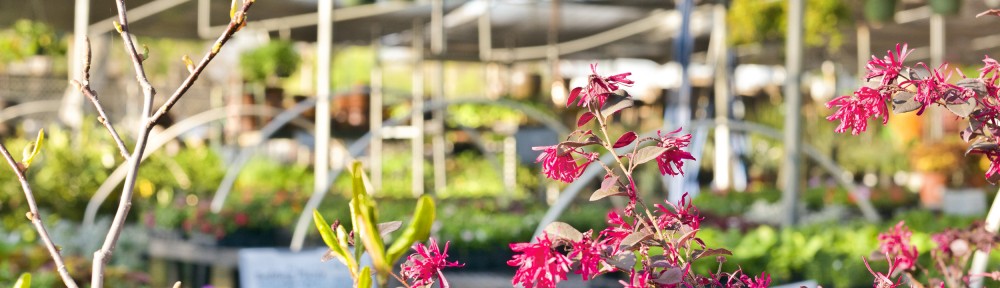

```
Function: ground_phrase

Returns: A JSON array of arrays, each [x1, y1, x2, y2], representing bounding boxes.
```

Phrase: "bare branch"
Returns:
[[149, 0, 254, 126], [73, 38, 131, 160], [92, 1, 255, 287], [0, 142, 79, 288]]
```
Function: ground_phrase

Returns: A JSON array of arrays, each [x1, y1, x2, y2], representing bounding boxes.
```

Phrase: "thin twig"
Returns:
[[72, 37, 130, 159], [148, 1, 252, 126], [0, 142, 79, 288], [91, 1, 254, 287]]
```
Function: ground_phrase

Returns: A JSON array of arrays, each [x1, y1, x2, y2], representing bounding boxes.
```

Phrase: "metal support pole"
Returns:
[[666, 0, 693, 203], [929, 14, 945, 140], [712, 3, 731, 192], [311, 0, 333, 250], [781, 0, 805, 227], [857, 24, 870, 78], [431, 0, 447, 194], [969, 188, 1000, 288], [412, 21, 426, 196], [370, 28, 383, 192], [60, 0, 90, 127]]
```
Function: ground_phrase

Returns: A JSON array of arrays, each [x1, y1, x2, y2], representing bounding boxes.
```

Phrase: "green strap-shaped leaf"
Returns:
[[385, 195, 436, 265], [312, 210, 348, 264], [349, 161, 390, 283], [357, 266, 372, 288], [13, 273, 31, 288], [21, 129, 44, 168]]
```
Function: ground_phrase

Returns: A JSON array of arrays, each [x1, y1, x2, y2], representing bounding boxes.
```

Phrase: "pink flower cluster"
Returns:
[[829, 42, 1000, 182], [401, 238, 464, 288], [518, 63, 766, 288], [878, 221, 919, 271]]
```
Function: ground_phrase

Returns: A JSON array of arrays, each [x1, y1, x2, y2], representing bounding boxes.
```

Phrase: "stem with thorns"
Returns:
[[0, 143, 79, 288]]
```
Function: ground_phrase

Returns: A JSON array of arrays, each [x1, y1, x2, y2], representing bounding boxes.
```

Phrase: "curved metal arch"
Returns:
[[0, 100, 64, 123], [81, 104, 316, 227], [529, 119, 883, 240], [288, 98, 571, 250]]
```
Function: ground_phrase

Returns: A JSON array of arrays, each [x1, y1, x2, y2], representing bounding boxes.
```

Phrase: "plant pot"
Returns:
[[928, 0, 960, 15], [342, 0, 375, 6], [864, 0, 897, 23], [919, 172, 945, 209]]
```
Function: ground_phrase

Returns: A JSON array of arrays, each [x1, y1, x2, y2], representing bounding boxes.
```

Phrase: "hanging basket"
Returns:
[[865, 0, 898, 23], [928, 0, 961, 15]]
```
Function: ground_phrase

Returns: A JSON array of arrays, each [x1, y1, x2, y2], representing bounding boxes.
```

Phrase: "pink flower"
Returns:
[[826, 86, 890, 135], [900, 63, 958, 114], [568, 63, 634, 108], [619, 269, 651, 288], [878, 221, 919, 271], [864, 255, 903, 288], [401, 238, 464, 288], [739, 272, 772, 288], [656, 192, 702, 231], [508, 234, 572, 288], [533, 144, 598, 183], [654, 128, 696, 176], [599, 210, 633, 254], [568, 232, 606, 280], [866, 43, 912, 86]]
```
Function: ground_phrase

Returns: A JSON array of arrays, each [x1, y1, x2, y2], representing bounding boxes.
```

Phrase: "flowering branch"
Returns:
[[510, 64, 767, 288], [829, 12, 1000, 286], [0, 141, 78, 288]]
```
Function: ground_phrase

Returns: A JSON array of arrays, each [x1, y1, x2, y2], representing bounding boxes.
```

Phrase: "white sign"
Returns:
[[239, 248, 372, 288]]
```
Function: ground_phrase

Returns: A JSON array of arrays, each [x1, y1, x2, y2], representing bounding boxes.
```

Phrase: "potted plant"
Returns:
[[928, 0, 960, 15], [865, 0, 897, 24], [0, 19, 65, 76], [238, 40, 301, 126]]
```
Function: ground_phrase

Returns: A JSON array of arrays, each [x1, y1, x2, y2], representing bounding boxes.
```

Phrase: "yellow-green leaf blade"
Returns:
[[13, 272, 31, 288], [357, 266, 372, 288], [385, 195, 436, 265], [21, 129, 44, 167], [312, 210, 347, 261]]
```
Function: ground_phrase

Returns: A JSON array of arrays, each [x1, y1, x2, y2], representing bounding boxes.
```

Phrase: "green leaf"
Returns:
[[312, 210, 347, 262], [385, 195, 436, 265], [21, 129, 44, 168], [357, 266, 372, 288], [229, 0, 239, 20], [13, 273, 30, 288], [349, 161, 389, 282]]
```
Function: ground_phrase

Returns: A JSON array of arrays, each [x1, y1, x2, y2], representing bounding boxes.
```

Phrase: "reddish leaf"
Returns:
[[590, 176, 626, 201], [692, 248, 732, 260], [978, 9, 1000, 18], [613, 132, 638, 148], [607, 252, 636, 270], [619, 230, 653, 251], [600, 92, 634, 116], [653, 267, 683, 285], [630, 146, 669, 166], [544, 222, 583, 243], [566, 87, 582, 107], [577, 112, 595, 127]]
